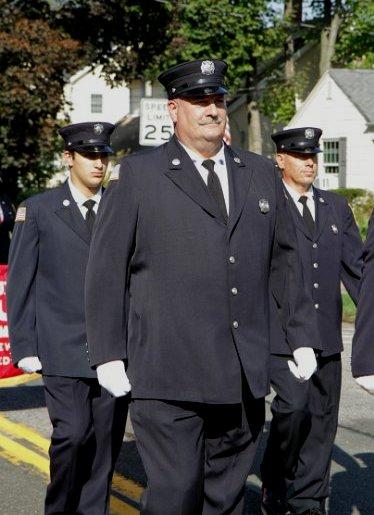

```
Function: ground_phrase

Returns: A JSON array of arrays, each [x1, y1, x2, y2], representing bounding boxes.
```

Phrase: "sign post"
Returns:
[[139, 98, 174, 147]]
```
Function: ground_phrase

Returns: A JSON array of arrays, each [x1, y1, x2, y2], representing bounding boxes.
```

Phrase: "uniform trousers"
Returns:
[[43, 375, 128, 515], [130, 384, 265, 515], [261, 354, 341, 513]]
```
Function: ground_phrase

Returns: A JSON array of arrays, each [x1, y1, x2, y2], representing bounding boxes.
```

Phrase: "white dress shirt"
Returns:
[[68, 178, 102, 219], [179, 141, 230, 213], [283, 181, 315, 221]]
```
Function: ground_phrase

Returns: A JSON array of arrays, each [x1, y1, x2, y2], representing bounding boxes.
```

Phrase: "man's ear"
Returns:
[[62, 150, 74, 168], [167, 99, 178, 123], [276, 153, 285, 171]]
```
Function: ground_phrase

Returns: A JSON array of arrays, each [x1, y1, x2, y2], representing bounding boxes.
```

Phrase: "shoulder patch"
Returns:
[[109, 164, 120, 181], [15, 206, 26, 222]]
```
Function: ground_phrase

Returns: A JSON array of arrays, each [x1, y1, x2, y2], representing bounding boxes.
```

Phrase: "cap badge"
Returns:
[[93, 123, 104, 135], [259, 198, 270, 214], [172, 158, 181, 166], [201, 60, 215, 75], [63, 199, 70, 207], [305, 128, 314, 139], [331, 224, 338, 234]]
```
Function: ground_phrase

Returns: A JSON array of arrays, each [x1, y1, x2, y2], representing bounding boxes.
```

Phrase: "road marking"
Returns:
[[0, 413, 142, 511], [0, 373, 39, 387]]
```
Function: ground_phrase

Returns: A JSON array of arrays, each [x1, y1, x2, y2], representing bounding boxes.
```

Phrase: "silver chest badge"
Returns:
[[201, 60, 215, 75], [331, 224, 338, 234], [259, 198, 270, 214], [63, 199, 70, 207]]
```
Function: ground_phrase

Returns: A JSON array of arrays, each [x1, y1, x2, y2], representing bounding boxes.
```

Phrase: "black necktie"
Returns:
[[298, 195, 315, 235], [202, 159, 228, 223], [83, 199, 96, 234]]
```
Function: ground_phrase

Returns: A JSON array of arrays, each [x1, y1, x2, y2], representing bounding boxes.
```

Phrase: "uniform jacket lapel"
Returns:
[[225, 145, 253, 235], [54, 181, 91, 245], [164, 136, 226, 224], [313, 187, 330, 241]]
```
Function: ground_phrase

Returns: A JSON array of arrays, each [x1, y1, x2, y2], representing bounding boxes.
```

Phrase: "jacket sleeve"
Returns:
[[339, 198, 363, 304], [270, 170, 321, 352], [352, 211, 374, 378], [7, 202, 39, 364], [85, 160, 139, 367]]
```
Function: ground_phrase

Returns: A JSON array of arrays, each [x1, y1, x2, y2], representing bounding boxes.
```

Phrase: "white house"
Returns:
[[63, 66, 130, 124], [288, 69, 374, 191]]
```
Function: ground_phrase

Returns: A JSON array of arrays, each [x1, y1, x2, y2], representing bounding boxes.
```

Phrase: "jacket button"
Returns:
[[312, 243, 318, 248], [314, 303, 319, 309], [232, 320, 239, 329], [314, 283, 319, 289], [229, 256, 236, 264], [231, 287, 238, 295], [313, 262, 319, 269]]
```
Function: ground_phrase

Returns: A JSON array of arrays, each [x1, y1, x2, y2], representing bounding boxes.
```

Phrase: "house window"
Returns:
[[323, 140, 339, 174], [91, 94, 103, 113]]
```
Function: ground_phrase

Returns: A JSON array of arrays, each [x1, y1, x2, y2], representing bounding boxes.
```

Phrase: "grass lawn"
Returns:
[[342, 292, 356, 323]]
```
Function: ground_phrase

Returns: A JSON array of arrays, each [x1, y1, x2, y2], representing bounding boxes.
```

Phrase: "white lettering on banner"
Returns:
[[0, 281, 5, 296], [0, 342, 10, 352], [0, 326, 9, 339], [0, 356, 11, 365], [139, 99, 174, 147]]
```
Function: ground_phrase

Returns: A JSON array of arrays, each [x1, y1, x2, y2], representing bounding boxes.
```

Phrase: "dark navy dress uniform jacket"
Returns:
[[270, 187, 363, 357], [85, 137, 319, 403], [7, 181, 96, 378], [352, 211, 374, 377]]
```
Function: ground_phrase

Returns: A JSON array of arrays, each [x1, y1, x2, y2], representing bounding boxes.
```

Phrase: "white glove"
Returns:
[[96, 360, 131, 397], [18, 356, 42, 374], [355, 375, 374, 395], [287, 347, 317, 383]]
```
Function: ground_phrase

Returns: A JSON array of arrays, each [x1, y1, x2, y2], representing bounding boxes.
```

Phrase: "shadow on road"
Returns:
[[329, 447, 374, 514], [0, 384, 45, 411]]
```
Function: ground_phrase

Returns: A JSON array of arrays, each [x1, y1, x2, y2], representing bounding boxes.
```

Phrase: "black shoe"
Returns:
[[261, 487, 287, 515], [299, 509, 324, 515]]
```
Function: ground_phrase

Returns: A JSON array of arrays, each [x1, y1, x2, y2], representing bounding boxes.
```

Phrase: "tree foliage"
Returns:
[[334, 0, 374, 68], [54, 0, 175, 85], [0, 0, 83, 201], [145, 0, 279, 92]]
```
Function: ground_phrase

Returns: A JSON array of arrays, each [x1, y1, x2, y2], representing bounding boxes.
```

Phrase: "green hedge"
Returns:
[[342, 292, 356, 323], [330, 188, 367, 204], [331, 188, 373, 239]]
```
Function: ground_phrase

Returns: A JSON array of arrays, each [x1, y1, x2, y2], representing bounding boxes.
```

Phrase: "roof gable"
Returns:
[[329, 69, 374, 124]]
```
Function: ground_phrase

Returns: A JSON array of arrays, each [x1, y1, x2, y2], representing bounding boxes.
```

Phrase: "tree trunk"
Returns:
[[319, 11, 341, 76], [248, 99, 262, 154]]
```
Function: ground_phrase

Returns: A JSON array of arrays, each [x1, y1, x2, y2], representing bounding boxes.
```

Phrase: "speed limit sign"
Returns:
[[139, 98, 174, 146]]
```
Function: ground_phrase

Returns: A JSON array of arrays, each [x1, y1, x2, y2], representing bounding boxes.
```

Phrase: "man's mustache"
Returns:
[[199, 118, 224, 126]]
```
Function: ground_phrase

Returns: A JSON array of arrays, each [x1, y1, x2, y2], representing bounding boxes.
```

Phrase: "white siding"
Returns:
[[63, 67, 130, 124], [289, 72, 374, 191]]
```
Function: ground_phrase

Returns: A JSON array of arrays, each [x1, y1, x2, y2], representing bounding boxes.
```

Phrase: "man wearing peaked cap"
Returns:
[[7, 122, 129, 514], [85, 60, 318, 514], [261, 127, 363, 515]]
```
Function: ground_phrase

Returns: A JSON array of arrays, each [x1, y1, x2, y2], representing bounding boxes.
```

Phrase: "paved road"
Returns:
[[0, 323, 373, 514]]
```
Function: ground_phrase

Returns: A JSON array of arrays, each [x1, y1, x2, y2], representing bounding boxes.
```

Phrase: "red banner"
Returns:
[[0, 265, 23, 379]]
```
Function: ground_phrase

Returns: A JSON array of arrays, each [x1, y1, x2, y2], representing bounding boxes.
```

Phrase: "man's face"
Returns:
[[277, 152, 318, 190], [64, 150, 109, 191], [168, 94, 227, 148]]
